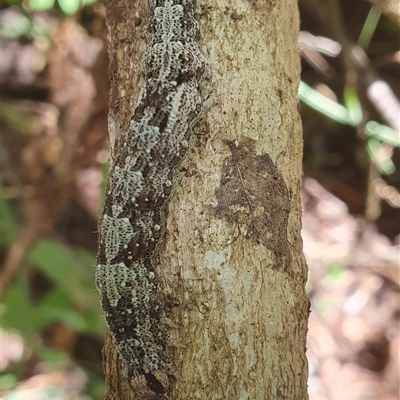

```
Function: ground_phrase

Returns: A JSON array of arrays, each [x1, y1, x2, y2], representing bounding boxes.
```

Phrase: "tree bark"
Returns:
[[103, 0, 309, 399]]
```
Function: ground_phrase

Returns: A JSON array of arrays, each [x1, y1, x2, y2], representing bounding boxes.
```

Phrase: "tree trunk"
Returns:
[[103, 0, 309, 399]]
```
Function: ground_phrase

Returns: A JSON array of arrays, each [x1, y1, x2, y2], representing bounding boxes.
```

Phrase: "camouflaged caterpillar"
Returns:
[[95, 0, 205, 398]]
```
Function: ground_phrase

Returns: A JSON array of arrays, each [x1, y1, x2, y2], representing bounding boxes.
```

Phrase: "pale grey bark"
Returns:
[[103, 1, 309, 399]]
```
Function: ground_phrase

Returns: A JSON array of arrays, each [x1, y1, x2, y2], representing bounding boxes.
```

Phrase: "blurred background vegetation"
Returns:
[[0, 0, 399, 399]]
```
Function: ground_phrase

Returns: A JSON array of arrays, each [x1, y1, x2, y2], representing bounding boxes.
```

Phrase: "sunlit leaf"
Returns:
[[0, 101, 44, 135], [1, 283, 33, 334], [367, 137, 396, 175], [35, 288, 95, 332], [29, 0, 56, 11], [0, 13, 31, 39], [0, 374, 18, 391], [358, 7, 381, 50], [28, 239, 102, 333], [58, 0, 81, 15], [343, 86, 362, 126], [4, 0, 24, 6], [32, 289, 71, 330], [365, 121, 400, 147], [29, 240, 98, 306], [29, 239, 81, 295], [39, 347, 69, 364], [298, 81, 354, 126]]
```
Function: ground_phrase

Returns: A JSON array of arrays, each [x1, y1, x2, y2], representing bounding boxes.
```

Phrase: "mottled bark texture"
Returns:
[[103, 0, 309, 399]]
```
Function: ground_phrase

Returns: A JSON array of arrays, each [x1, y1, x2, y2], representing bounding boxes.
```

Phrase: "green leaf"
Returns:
[[366, 137, 396, 175], [82, 308, 106, 335], [299, 82, 399, 150], [39, 347, 69, 365], [365, 121, 400, 147], [1, 282, 33, 334], [28, 239, 102, 334], [29, 19, 52, 39], [0, 101, 44, 135], [84, 376, 105, 399], [58, 0, 81, 15], [0, 13, 31, 39], [29, 0, 56, 11], [7, 387, 60, 400], [57, 309, 89, 331], [29, 239, 80, 296], [74, 247, 97, 287], [0, 191, 18, 247], [358, 7, 381, 50], [326, 264, 344, 286], [34, 289, 89, 331], [32, 289, 69, 330], [29, 240, 96, 297], [298, 81, 354, 126], [4, 0, 24, 6], [0, 374, 18, 391], [343, 86, 363, 126]]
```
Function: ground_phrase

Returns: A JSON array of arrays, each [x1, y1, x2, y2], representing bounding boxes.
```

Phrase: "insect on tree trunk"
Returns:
[[100, 0, 309, 399]]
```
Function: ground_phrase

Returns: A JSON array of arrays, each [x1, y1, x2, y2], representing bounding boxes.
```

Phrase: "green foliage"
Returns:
[[326, 264, 345, 286], [1, 283, 34, 334], [299, 5, 399, 178], [0, 190, 104, 363], [298, 81, 399, 175], [28, 0, 98, 15], [0, 101, 46, 135], [84, 374, 106, 399], [365, 121, 400, 148], [357, 7, 381, 50], [367, 137, 395, 175], [343, 86, 362, 126], [5, 374, 70, 399], [0, 189, 104, 396], [1, 237, 104, 336], [0, 8, 52, 40], [0, 374, 18, 391], [0, 194, 18, 246], [298, 81, 352, 125], [0, 0, 100, 18], [57, 0, 80, 15], [4, 0, 24, 5], [0, 12, 31, 39], [39, 346, 71, 365], [29, 0, 56, 12]]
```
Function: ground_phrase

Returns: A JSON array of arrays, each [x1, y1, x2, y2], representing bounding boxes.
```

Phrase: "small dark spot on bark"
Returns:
[[144, 372, 165, 394], [142, 163, 150, 178], [277, 88, 283, 103], [135, 196, 154, 210], [130, 241, 146, 258], [231, 12, 244, 21], [158, 113, 169, 134]]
